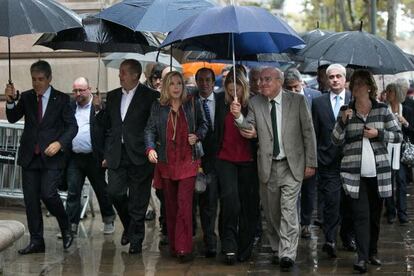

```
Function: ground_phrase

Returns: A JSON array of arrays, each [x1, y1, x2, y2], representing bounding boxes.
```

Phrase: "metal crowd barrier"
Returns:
[[0, 120, 24, 198], [0, 120, 94, 219]]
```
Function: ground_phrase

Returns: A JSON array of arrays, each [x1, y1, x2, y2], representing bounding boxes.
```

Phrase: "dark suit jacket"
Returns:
[[311, 91, 351, 168], [102, 84, 159, 169], [303, 87, 322, 109], [196, 92, 224, 173], [6, 87, 78, 169], [70, 101, 106, 165]]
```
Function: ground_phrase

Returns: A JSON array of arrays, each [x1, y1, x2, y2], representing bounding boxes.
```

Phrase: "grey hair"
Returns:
[[326, 64, 346, 77], [386, 82, 406, 103], [284, 68, 302, 82], [73, 76, 90, 86], [396, 78, 409, 95], [261, 66, 284, 82]]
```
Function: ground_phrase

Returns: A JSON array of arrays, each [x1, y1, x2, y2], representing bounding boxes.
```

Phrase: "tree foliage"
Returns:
[[302, 0, 413, 37]]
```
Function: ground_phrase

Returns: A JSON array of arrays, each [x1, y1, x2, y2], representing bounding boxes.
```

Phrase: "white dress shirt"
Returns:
[[268, 91, 285, 159], [330, 89, 346, 112], [120, 84, 138, 121], [72, 97, 93, 154]]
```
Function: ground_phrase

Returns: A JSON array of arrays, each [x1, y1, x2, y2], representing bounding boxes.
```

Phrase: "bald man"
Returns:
[[65, 77, 116, 236]]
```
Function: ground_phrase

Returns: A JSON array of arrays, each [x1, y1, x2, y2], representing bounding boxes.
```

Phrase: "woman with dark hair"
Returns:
[[144, 71, 208, 262], [215, 71, 259, 264], [384, 82, 414, 224], [332, 70, 402, 273]]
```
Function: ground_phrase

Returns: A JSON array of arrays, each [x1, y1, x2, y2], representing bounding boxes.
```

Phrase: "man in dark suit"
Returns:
[[311, 64, 354, 258], [65, 77, 116, 235], [5, 60, 77, 254], [284, 68, 321, 239], [194, 67, 220, 258], [101, 59, 158, 254]]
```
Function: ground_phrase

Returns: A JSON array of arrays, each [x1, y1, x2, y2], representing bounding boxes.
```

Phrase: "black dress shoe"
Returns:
[[224, 253, 236, 265], [178, 252, 194, 263], [353, 260, 367, 273], [205, 250, 217, 258], [128, 243, 142, 254], [387, 216, 396, 224], [400, 218, 409, 225], [343, 239, 357, 252], [62, 231, 74, 250], [369, 255, 382, 266], [121, 231, 129, 246], [280, 257, 294, 272], [18, 243, 45, 255], [322, 243, 337, 258]]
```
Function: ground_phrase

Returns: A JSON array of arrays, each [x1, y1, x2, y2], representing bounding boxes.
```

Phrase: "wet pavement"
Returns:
[[1, 183, 414, 276]]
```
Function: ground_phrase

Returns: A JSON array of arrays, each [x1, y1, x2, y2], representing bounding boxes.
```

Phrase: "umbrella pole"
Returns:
[[8, 37, 12, 84], [97, 52, 101, 94], [232, 33, 237, 101], [170, 46, 173, 71]]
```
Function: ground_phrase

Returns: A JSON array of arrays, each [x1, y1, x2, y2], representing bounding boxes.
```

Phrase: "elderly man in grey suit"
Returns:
[[231, 67, 317, 272]]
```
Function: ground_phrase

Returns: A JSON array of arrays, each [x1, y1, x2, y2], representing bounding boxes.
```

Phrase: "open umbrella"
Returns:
[[160, 5, 304, 97], [95, 0, 214, 33], [103, 51, 181, 69], [0, 0, 82, 83], [297, 26, 414, 74], [34, 15, 159, 90]]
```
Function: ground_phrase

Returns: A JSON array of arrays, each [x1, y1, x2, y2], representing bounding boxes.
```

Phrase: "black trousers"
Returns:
[[216, 159, 259, 260], [198, 171, 218, 252], [107, 147, 153, 245], [318, 167, 341, 243], [22, 155, 69, 245], [300, 174, 317, 226], [350, 177, 383, 261], [66, 153, 116, 225]]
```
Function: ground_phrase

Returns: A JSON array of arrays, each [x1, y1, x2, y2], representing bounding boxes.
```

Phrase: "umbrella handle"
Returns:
[[8, 38, 12, 83]]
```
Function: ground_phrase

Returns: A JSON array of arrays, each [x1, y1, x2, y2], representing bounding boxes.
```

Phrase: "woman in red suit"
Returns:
[[144, 71, 208, 262]]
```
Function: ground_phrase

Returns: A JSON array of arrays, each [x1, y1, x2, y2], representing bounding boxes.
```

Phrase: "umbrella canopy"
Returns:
[[103, 51, 182, 69], [0, 0, 82, 83], [95, 0, 214, 33], [297, 30, 414, 74], [160, 5, 304, 59], [0, 0, 81, 37], [34, 15, 159, 54]]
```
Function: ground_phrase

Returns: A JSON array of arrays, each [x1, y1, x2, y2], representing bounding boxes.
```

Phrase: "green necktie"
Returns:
[[270, 100, 280, 157]]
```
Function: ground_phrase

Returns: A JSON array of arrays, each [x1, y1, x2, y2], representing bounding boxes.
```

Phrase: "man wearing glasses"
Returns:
[[64, 77, 116, 236]]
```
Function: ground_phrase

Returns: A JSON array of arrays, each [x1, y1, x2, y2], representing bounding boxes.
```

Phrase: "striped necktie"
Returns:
[[202, 99, 213, 130]]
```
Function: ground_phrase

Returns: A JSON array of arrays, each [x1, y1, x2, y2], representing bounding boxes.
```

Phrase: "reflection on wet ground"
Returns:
[[1, 184, 414, 275]]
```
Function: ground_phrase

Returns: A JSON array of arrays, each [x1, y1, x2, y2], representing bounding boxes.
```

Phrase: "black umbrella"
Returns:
[[35, 15, 159, 90], [297, 27, 414, 74], [0, 0, 82, 83]]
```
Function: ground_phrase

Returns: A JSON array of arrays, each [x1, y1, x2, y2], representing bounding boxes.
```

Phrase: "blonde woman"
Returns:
[[215, 70, 259, 264], [144, 71, 208, 262]]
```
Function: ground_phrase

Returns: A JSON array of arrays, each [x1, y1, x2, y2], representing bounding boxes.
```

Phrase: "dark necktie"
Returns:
[[270, 100, 280, 157], [34, 95, 42, 155], [202, 99, 213, 130]]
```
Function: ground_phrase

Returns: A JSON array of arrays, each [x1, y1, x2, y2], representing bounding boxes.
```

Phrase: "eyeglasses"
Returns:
[[72, 88, 88, 93]]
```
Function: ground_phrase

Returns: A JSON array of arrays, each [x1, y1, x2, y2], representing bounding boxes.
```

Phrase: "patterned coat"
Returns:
[[331, 100, 402, 199]]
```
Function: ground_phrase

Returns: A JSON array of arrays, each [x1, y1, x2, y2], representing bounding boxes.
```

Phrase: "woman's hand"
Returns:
[[396, 114, 409, 127], [363, 126, 378, 138], [230, 98, 241, 119], [188, 134, 198, 145], [148, 149, 158, 163], [341, 108, 353, 124]]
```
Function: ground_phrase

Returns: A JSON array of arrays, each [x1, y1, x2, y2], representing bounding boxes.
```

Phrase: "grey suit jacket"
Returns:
[[237, 90, 317, 183]]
